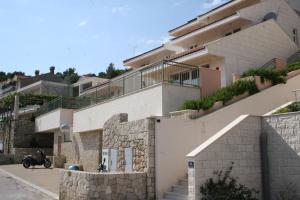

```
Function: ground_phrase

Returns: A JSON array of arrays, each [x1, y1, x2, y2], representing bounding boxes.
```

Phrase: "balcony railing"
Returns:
[[78, 60, 200, 104], [37, 96, 89, 116], [37, 61, 200, 115]]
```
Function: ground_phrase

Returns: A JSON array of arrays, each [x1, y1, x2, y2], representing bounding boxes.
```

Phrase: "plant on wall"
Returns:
[[180, 80, 258, 111], [200, 163, 259, 200], [241, 68, 287, 85]]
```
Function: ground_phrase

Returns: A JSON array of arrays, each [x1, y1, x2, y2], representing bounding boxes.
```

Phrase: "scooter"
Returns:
[[22, 149, 52, 169], [98, 158, 107, 172]]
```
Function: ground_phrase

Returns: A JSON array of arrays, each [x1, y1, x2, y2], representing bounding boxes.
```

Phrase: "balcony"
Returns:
[[37, 61, 200, 115], [79, 60, 200, 104], [170, 12, 251, 47]]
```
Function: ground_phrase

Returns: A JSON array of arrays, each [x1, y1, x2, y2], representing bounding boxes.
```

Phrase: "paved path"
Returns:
[[0, 169, 55, 200]]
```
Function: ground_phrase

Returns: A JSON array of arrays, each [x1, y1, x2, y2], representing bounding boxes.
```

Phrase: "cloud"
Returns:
[[111, 5, 130, 14], [78, 20, 88, 27], [203, 0, 228, 9]]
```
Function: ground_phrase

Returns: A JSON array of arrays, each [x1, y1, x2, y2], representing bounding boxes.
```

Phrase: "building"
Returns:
[[35, 0, 300, 199]]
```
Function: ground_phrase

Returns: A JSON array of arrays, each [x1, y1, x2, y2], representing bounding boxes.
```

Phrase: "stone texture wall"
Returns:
[[263, 112, 300, 199], [188, 116, 263, 200], [102, 114, 156, 198], [59, 170, 147, 200]]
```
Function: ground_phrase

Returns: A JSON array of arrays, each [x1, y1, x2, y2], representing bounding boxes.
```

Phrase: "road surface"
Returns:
[[0, 170, 54, 200]]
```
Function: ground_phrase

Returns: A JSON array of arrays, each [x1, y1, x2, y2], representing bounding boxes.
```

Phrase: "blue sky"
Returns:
[[0, 0, 228, 75]]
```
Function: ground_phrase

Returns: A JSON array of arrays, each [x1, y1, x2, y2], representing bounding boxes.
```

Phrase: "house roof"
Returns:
[[169, 0, 236, 33], [123, 45, 164, 63]]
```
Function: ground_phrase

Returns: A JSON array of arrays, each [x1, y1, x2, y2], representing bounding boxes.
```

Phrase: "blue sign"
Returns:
[[188, 161, 194, 168]]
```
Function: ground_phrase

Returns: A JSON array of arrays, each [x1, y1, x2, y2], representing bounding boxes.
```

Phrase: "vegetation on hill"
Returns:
[[180, 80, 258, 111], [0, 71, 26, 82]]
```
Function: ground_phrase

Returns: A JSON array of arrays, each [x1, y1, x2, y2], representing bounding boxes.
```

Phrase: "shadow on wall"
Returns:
[[263, 119, 300, 199]]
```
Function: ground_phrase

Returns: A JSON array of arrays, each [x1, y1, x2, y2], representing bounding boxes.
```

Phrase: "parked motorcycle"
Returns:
[[22, 149, 52, 169]]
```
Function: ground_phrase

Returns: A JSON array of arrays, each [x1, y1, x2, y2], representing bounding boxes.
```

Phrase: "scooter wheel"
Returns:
[[22, 161, 30, 169], [44, 160, 52, 168]]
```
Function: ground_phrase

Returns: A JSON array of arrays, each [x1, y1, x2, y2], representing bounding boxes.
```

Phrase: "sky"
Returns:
[[0, 0, 229, 76]]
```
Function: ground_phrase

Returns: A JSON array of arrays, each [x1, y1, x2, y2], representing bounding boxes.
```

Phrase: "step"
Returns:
[[179, 179, 188, 186], [173, 185, 188, 194], [164, 192, 188, 200]]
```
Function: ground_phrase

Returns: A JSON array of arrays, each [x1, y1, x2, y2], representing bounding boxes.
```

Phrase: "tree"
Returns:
[[56, 68, 80, 84], [0, 72, 6, 82], [200, 163, 259, 200], [98, 63, 131, 79]]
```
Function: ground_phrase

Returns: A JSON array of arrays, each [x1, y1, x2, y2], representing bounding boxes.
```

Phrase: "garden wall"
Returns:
[[59, 170, 147, 200]]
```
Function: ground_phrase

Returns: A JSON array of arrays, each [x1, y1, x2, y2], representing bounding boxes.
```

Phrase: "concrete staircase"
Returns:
[[161, 176, 188, 200]]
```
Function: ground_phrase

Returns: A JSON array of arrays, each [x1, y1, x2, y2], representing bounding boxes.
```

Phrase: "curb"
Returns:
[[0, 168, 59, 200]]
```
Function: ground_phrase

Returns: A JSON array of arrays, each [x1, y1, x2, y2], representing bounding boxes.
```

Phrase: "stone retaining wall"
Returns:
[[59, 170, 147, 200], [263, 112, 300, 199], [103, 114, 156, 198], [187, 115, 263, 200]]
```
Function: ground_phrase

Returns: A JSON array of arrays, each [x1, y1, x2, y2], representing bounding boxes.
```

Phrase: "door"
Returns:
[[110, 149, 118, 172], [125, 148, 133, 172]]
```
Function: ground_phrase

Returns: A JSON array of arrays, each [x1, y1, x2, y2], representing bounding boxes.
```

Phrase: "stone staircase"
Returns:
[[161, 176, 188, 200]]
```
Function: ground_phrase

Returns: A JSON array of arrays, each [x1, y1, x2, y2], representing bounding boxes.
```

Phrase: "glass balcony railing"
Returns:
[[38, 60, 200, 115]]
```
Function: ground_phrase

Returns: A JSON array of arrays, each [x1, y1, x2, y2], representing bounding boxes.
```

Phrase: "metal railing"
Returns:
[[38, 60, 200, 115], [78, 60, 200, 105], [37, 96, 89, 116]]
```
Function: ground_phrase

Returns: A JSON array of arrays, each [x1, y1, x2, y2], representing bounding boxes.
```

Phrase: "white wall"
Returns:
[[35, 108, 74, 132], [240, 0, 300, 47], [207, 19, 298, 86], [73, 83, 200, 133], [286, 0, 300, 12], [155, 117, 204, 199]]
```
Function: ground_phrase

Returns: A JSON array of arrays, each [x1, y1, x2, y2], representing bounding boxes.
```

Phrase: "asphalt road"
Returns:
[[0, 170, 54, 200]]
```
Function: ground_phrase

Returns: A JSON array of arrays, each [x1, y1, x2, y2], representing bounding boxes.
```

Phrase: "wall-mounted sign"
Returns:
[[188, 161, 194, 168]]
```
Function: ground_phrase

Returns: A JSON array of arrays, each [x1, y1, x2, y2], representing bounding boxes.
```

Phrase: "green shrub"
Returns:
[[241, 68, 286, 85], [180, 100, 201, 111], [274, 102, 300, 114], [286, 61, 300, 73], [200, 163, 259, 200], [180, 80, 258, 111]]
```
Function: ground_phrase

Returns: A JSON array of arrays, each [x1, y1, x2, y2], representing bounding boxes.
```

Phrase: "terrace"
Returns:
[[38, 60, 201, 115]]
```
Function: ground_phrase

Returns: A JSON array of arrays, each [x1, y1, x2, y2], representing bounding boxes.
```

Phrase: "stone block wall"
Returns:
[[263, 112, 300, 199], [187, 116, 263, 200], [59, 170, 147, 200], [102, 114, 156, 198]]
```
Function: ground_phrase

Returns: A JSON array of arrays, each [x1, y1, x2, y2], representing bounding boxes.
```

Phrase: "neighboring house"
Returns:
[[0, 67, 70, 98], [35, 0, 300, 199]]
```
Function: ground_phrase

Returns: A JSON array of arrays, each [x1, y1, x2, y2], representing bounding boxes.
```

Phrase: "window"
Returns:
[[293, 28, 298, 45]]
